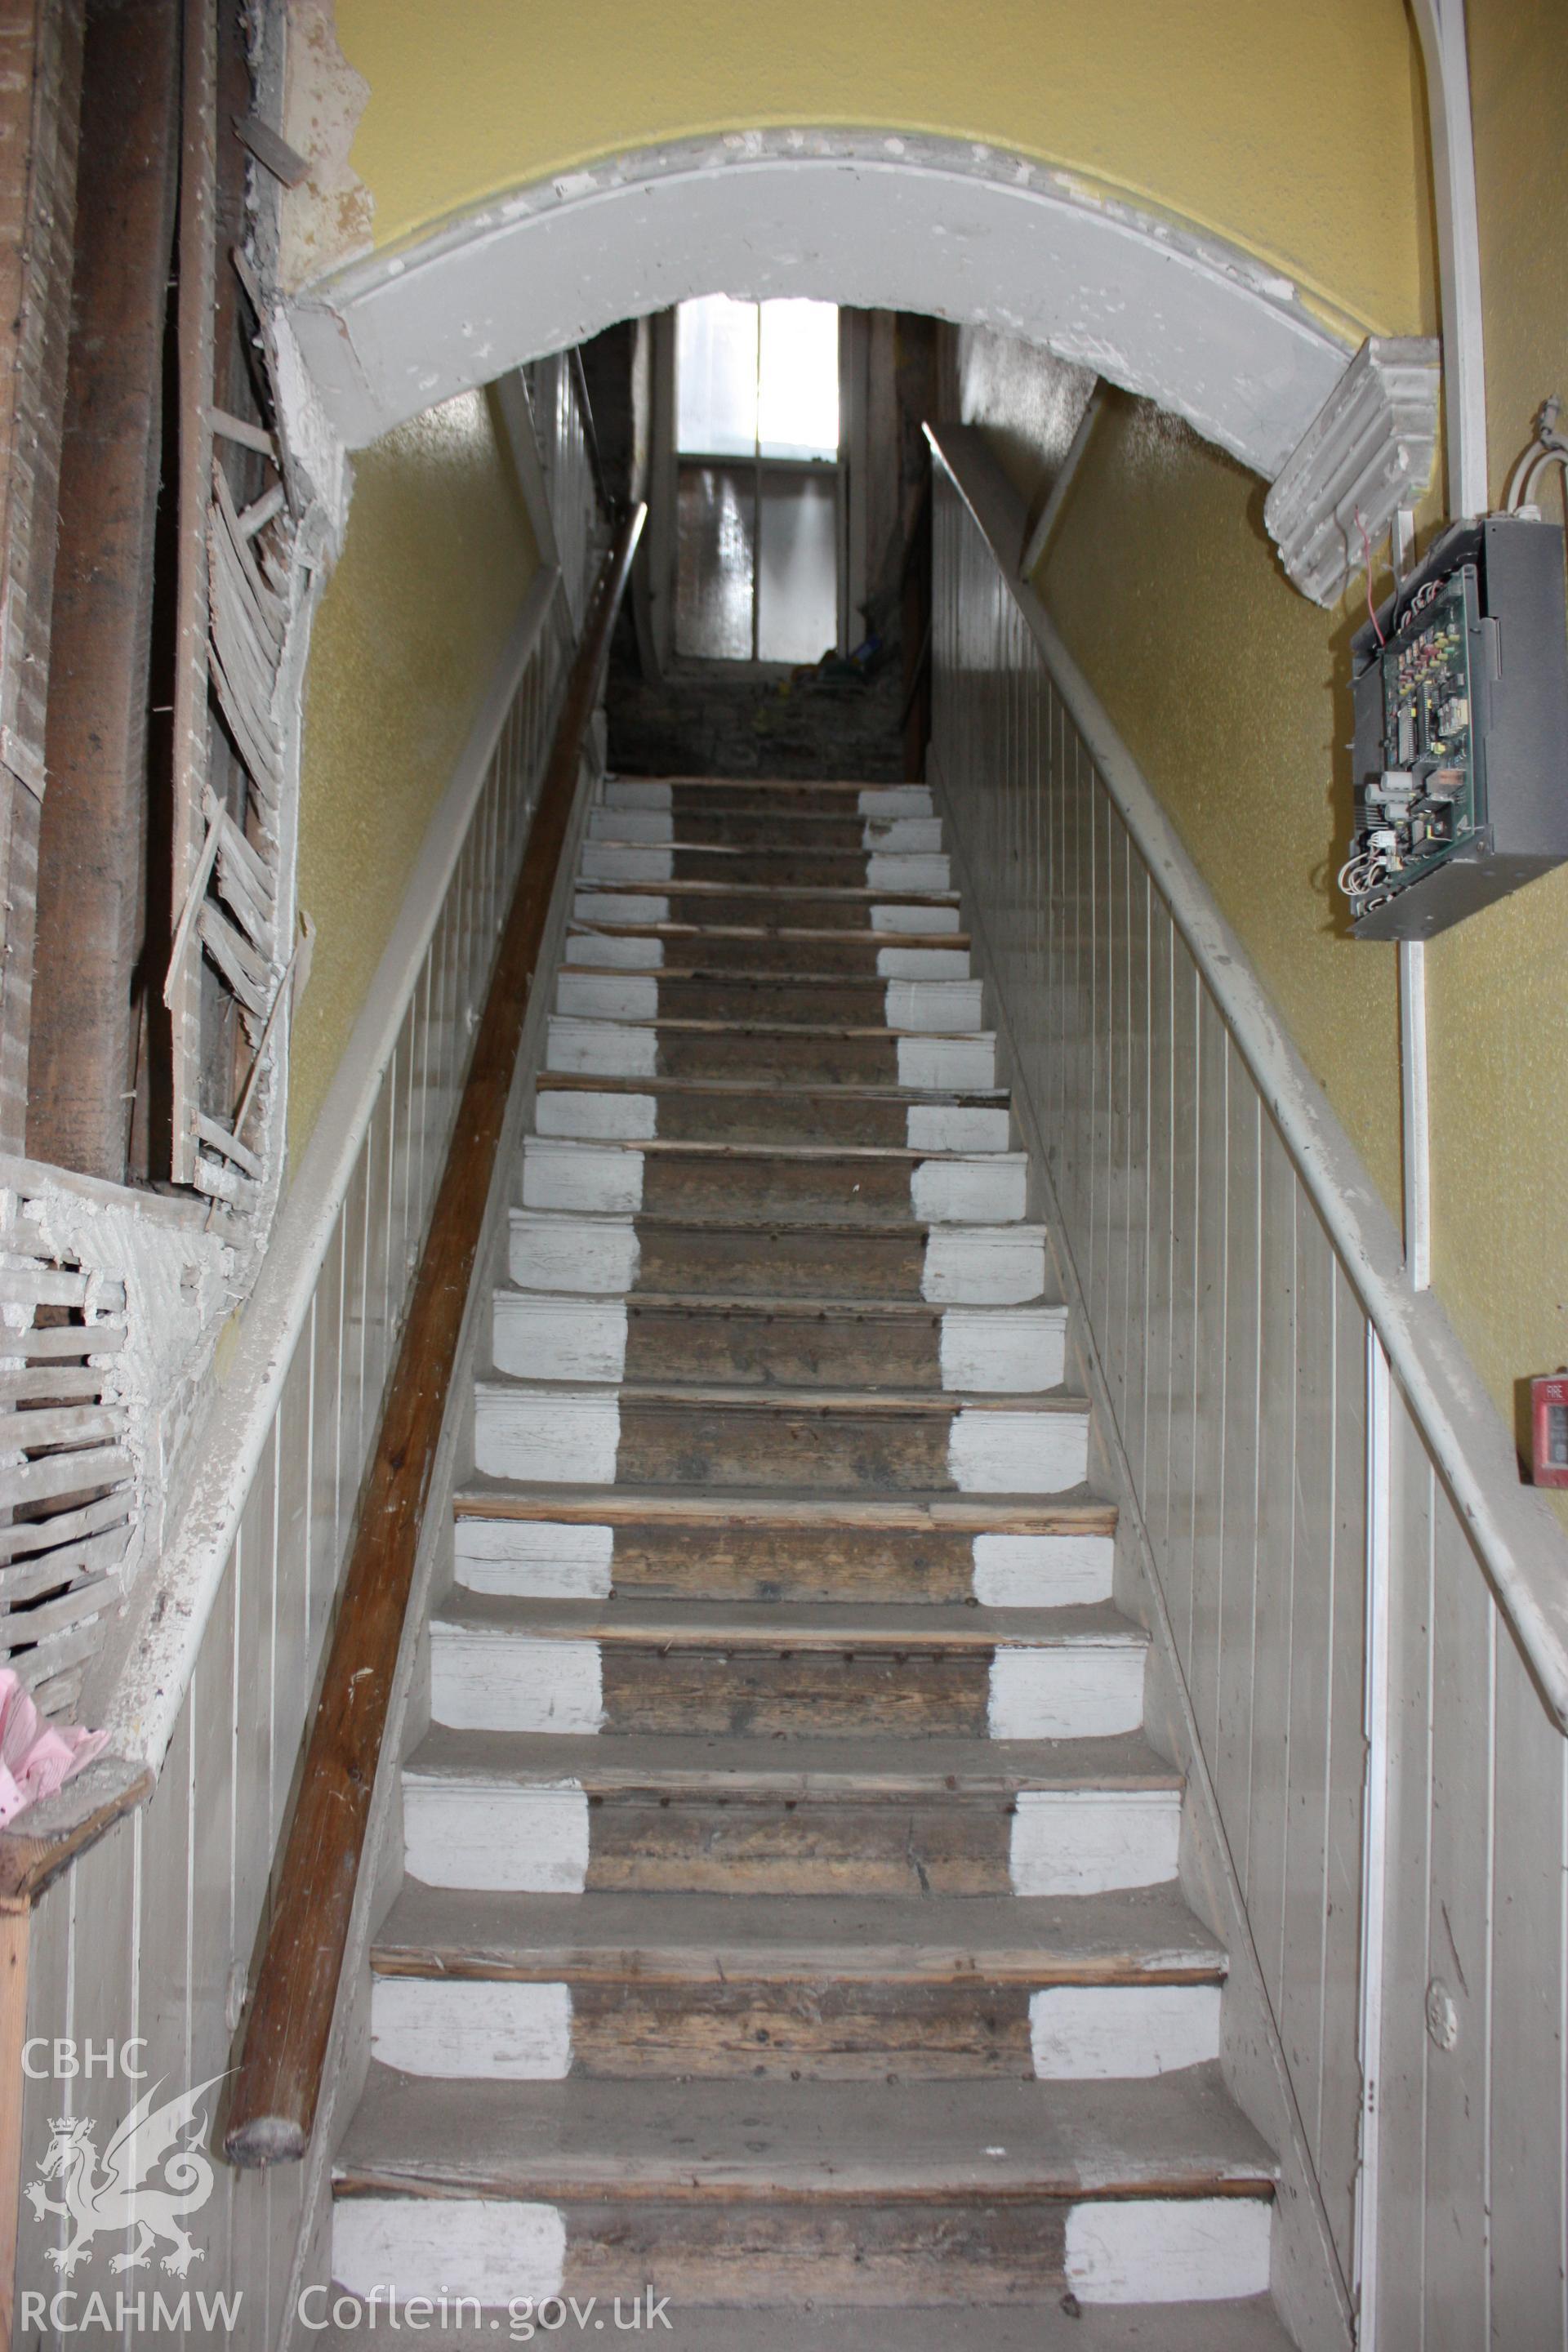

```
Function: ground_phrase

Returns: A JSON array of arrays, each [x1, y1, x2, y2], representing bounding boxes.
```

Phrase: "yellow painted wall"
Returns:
[[959, 0, 1568, 1512], [289, 386, 537, 1152], [1423, 0, 1568, 1482], [312, 0, 1430, 342]]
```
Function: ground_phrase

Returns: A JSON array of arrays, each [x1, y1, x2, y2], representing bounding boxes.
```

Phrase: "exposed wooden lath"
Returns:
[[163, 4, 314, 1211], [0, 1209, 134, 1721]]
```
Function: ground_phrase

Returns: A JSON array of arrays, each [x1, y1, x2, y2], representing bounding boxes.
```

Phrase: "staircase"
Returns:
[[326, 773, 1294, 2347]]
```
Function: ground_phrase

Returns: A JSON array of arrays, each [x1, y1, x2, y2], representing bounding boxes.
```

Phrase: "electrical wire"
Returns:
[[1505, 396, 1567, 513], [1354, 508, 1386, 646]]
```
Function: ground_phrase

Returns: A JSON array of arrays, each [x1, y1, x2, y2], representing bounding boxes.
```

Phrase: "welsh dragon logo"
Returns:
[[25, 2074, 223, 2278]]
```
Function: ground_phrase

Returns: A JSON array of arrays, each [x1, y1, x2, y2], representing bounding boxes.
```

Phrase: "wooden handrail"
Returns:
[[225, 506, 644, 2166]]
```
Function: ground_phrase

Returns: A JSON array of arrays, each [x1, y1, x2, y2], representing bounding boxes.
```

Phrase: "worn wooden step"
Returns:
[[372, 1882, 1226, 1984], [426, 1593, 1147, 1742], [401, 1728, 1184, 1899], [318, 2296, 1298, 2352], [572, 880, 962, 937], [452, 1486, 1116, 1608], [580, 840, 952, 894], [492, 1291, 1065, 1392], [368, 1884, 1223, 2085], [557, 967, 984, 1032], [588, 804, 945, 851], [510, 1208, 1048, 1305], [568, 922, 971, 974], [332, 2073, 1274, 2309], [519, 1136, 1027, 1224], [535, 1071, 1009, 1151], [547, 1011, 995, 1089], [472, 1377, 1090, 1494]]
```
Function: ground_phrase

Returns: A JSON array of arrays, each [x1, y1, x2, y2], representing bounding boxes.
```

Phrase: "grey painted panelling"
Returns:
[[1379, 1388, 1568, 2349], [932, 471, 1568, 2341], [13, 610, 571, 2349]]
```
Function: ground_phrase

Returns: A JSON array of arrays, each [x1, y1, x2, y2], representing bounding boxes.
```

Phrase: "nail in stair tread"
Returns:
[[452, 1481, 1116, 1530], [431, 1594, 1142, 1650], [404, 1727, 1183, 1795], [333, 2068, 1276, 2200], [371, 1882, 1227, 1983], [321, 2296, 1298, 2352]]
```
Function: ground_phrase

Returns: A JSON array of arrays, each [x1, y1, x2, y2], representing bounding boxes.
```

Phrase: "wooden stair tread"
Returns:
[[611, 775, 916, 795], [371, 1883, 1226, 1984], [405, 1726, 1181, 1797], [539, 1071, 1006, 1102], [477, 1375, 1087, 1415], [561, 963, 964, 984], [453, 1484, 1116, 1533], [589, 839, 908, 861], [433, 1594, 1141, 1650], [569, 922, 974, 948], [544, 1292, 1060, 1321], [577, 878, 960, 905], [319, 2300, 1294, 2352], [336, 2068, 1275, 2201], [514, 1205, 1045, 1241], [530, 1137, 1022, 1165], [555, 1012, 987, 1040]]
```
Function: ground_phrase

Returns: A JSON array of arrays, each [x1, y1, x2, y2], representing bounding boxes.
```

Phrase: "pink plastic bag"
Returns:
[[0, 1667, 109, 1828]]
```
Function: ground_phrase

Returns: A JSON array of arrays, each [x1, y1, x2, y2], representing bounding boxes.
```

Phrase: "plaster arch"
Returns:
[[282, 130, 1365, 485]]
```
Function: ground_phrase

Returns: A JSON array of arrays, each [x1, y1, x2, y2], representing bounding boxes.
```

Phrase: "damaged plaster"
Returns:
[[0, 1165, 236, 1606], [279, 130, 1359, 480], [278, 0, 375, 292]]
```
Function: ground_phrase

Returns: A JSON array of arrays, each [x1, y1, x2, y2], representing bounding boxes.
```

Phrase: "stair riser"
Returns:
[[506, 1215, 1048, 1304], [555, 972, 983, 1031], [501, 1298, 959, 1383], [332, 2190, 1271, 2310], [572, 889, 962, 936], [472, 1392, 1090, 1494], [534, 1085, 1007, 1152], [452, 1520, 1116, 1609], [428, 1630, 1145, 1740], [603, 780, 936, 820], [621, 1307, 1062, 1392], [402, 1784, 1180, 1899], [546, 1016, 996, 1089], [579, 844, 953, 893], [519, 1140, 1027, 1224], [367, 1975, 1223, 2082]]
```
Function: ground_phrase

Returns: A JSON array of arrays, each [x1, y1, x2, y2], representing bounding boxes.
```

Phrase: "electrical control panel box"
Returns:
[[1347, 514, 1568, 940]]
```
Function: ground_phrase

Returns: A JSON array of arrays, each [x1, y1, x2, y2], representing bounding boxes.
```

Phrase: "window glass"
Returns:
[[757, 299, 840, 460], [676, 296, 759, 457]]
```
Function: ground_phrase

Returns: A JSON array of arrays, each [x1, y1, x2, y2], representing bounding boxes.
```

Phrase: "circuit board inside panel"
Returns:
[[1347, 564, 1484, 918]]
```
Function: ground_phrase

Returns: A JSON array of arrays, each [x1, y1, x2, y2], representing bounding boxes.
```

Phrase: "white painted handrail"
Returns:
[[929, 421, 1568, 1734]]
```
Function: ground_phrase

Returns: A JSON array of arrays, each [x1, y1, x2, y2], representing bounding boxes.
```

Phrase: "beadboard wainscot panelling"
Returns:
[[929, 425, 1568, 2352]]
